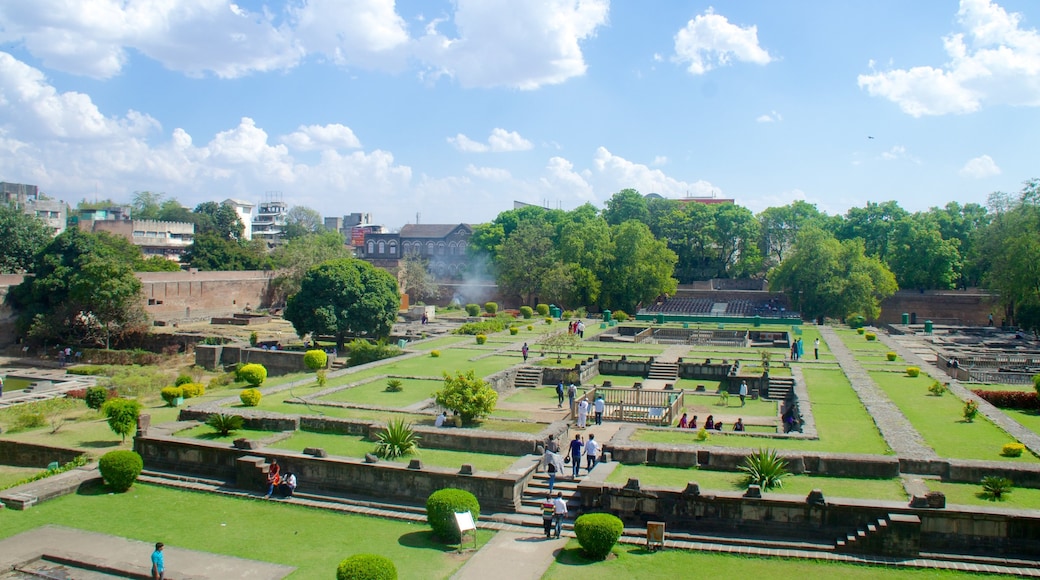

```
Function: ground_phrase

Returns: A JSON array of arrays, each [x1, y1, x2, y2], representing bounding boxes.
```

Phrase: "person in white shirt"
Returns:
[[593, 395, 605, 425], [739, 380, 748, 407], [577, 398, 589, 428], [552, 492, 568, 538], [435, 412, 447, 427], [584, 434, 600, 472]]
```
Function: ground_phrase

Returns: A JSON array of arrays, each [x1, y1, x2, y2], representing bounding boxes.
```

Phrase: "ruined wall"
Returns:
[[139, 270, 275, 322], [877, 290, 998, 326]]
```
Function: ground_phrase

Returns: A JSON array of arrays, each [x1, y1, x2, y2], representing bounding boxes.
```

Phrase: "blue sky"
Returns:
[[0, 0, 1037, 228]]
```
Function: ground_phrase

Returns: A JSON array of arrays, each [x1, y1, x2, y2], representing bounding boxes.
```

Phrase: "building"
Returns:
[[325, 212, 373, 235], [79, 219, 195, 262], [222, 199, 255, 241], [1, 182, 68, 235], [357, 223, 472, 279], [252, 195, 288, 246]]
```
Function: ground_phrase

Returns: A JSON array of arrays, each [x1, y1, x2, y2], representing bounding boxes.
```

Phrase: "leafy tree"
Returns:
[[495, 222, 557, 305], [136, 256, 183, 272], [539, 330, 581, 363], [599, 221, 678, 313], [283, 205, 325, 240], [887, 218, 961, 290], [398, 252, 440, 303], [832, 200, 908, 261], [434, 370, 497, 424], [193, 201, 245, 240], [978, 181, 1040, 330], [757, 201, 825, 268], [0, 204, 51, 274], [602, 188, 649, 226], [101, 398, 142, 442], [182, 232, 270, 271], [284, 258, 400, 349], [69, 254, 147, 349], [131, 191, 164, 220], [270, 231, 352, 303], [157, 199, 193, 223]]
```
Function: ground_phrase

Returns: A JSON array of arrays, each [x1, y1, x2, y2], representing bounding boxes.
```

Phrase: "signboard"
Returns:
[[454, 511, 478, 551], [350, 227, 366, 247]]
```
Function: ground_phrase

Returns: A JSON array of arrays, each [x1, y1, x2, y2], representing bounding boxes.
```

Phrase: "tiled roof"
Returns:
[[398, 223, 471, 238]]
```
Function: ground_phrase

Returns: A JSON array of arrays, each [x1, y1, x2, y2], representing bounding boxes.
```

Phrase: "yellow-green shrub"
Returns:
[[1002, 443, 1025, 457], [160, 386, 183, 406], [886, 352, 897, 361], [180, 383, 206, 398], [475, 334, 487, 345], [509, 326, 519, 335], [240, 388, 262, 407], [430, 350, 441, 358], [865, 332, 877, 341], [907, 367, 920, 377]]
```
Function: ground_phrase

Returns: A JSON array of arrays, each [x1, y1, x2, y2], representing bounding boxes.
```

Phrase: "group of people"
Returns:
[[567, 319, 585, 337], [541, 432, 600, 491], [541, 492, 569, 539], [676, 413, 744, 432], [575, 394, 605, 428], [263, 459, 298, 499]]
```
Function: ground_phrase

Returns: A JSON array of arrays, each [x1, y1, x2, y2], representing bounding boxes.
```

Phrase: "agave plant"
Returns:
[[206, 413, 244, 436], [375, 418, 421, 460], [739, 448, 789, 490], [980, 476, 1013, 501]]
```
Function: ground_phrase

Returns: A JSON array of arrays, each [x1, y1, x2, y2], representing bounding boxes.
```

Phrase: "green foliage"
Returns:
[[237, 363, 268, 387], [249, 331, 259, 347], [465, 303, 481, 316], [599, 220, 679, 313], [316, 369, 328, 387], [694, 428, 709, 442], [182, 232, 271, 271], [886, 352, 897, 361], [2, 456, 88, 491], [0, 203, 51, 274], [336, 554, 398, 580], [739, 448, 789, 490], [1002, 443, 1025, 457], [434, 370, 498, 424], [68, 365, 107, 376], [980, 476, 1014, 501], [426, 488, 480, 543], [612, 310, 629, 322], [375, 418, 421, 460], [539, 331, 580, 363], [573, 513, 624, 560], [180, 383, 205, 398], [454, 319, 506, 335], [347, 339, 402, 367], [475, 334, 487, 345], [98, 450, 143, 492], [304, 349, 329, 371], [101, 398, 141, 442], [519, 306, 534, 319], [509, 326, 519, 335], [484, 302, 498, 314], [864, 332, 877, 341], [84, 386, 109, 410], [527, 325, 534, 331], [535, 304, 549, 316], [928, 381, 948, 397], [284, 258, 400, 348], [544, 318, 553, 324], [160, 386, 183, 406], [385, 379, 404, 392], [1034, 373, 1040, 398], [430, 350, 441, 358], [206, 413, 244, 436], [14, 411, 46, 430], [174, 374, 193, 386], [906, 367, 920, 377], [209, 372, 234, 388], [963, 399, 980, 422], [856, 327, 866, 334], [240, 388, 262, 407]]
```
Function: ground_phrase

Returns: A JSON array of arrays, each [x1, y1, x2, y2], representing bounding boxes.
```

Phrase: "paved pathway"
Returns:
[[788, 363, 818, 438], [450, 530, 568, 580], [879, 332, 1040, 458], [817, 326, 937, 459]]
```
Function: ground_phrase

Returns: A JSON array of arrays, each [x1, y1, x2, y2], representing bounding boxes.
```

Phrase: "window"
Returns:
[[389, 241, 397, 255], [378, 240, 386, 254], [367, 240, 375, 254], [427, 241, 435, 255], [437, 242, 445, 255]]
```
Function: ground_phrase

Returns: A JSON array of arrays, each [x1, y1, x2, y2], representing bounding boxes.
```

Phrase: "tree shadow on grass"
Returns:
[[397, 530, 463, 553], [553, 544, 625, 567], [77, 440, 121, 449], [75, 479, 110, 496]]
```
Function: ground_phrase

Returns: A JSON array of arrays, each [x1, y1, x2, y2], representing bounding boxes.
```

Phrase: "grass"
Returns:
[[0, 483, 487, 579], [270, 431, 519, 472], [926, 480, 1040, 509], [174, 425, 280, 443], [969, 382, 1035, 392], [604, 464, 907, 501], [870, 371, 1039, 463], [545, 542, 1004, 579], [318, 378, 445, 406], [678, 394, 779, 418], [0, 465, 47, 490]]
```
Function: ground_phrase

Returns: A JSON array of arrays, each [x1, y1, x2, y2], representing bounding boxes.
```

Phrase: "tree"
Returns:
[[193, 201, 245, 240], [495, 222, 557, 305], [833, 201, 908, 261], [434, 370, 498, 424], [270, 231, 352, 303], [0, 204, 51, 274], [398, 252, 440, 303], [284, 258, 400, 349], [758, 201, 825, 268], [131, 191, 164, 220], [887, 218, 961, 290], [539, 330, 581, 363], [182, 232, 270, 271], [102, 398, 142, 442], [977, 181, 1040, 330], [599, 221, 678, 313], [603, 188, 649, 226], [283, 206, 325, 240], [69, 255, 147, 349]]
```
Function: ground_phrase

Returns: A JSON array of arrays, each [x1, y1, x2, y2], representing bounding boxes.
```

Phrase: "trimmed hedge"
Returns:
[[336, 554, 397, 580], [574, 513, 624, 559], [973, 389, 1039, 410], [180, 383, 205, 398], [465, 303, 481, 317], [238, 363, 268, 387], [906, 367, 920, 377], [426, 488, 480, 543], [240, 388, 263, 407], [304, 349, 329, 371], [455, 319, 506, 335], [98, 450, 143, 492], [484, 302, 498, 314], [160, 386, 183, 406], [520, 306, 534, 319], [475, 334, 487, 345]]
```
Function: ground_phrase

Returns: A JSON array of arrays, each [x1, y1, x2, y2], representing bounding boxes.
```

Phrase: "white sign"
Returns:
[[454, 511, 476, 533]]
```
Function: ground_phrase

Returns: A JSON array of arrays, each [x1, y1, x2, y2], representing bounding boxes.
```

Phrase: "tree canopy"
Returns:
[[270, 231, 353, 304], [0, 204, 51, 274]]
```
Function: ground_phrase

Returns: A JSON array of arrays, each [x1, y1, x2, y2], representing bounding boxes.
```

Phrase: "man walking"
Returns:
[[556, 382, 565, 408], [577, 397, 589, 428], [542, 495, 556, 539], [552, 492, 568, 539], [739, 380, 748, 407], [522, 342, 529, 362], [151, 542, 165, 580], [814, 338, 820, 360], [585, 434, 599, 473], [569, 434, 583, 479], [593, 395, 605, 425], [567, 383, 577, 414]]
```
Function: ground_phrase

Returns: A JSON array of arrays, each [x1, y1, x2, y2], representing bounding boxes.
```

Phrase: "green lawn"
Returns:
[[604, 464, 906, 501], [0, 465, 46, 490], [870, 371, 1039, 463], [318, 378, 444, 407], [0, 484, 485, 579], [678, 394, 778, 418], [269, 431, 519, 472], [969, 382, 1035, 392], [407, 336, 468, 350], [174, 425, 281, 443], [502, 386, 563, 406], [926, 480, 1040, 510], [1002, 408, 1040, 438], [545, 542, 1004, 579]]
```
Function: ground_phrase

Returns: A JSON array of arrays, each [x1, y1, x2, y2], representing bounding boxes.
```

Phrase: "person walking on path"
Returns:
[[552, 492, 568, 538], [814, 338, 820, 360], [542, 495, 556, 539], [151, 542, 165, 580], [577, 320, 585, 338], [556, 382, 565, 408], [567, 383, 577, 414], [585, 434, 599, 472], [569, 434, 583, 479], [546, 452, 559, 493], [739, 380, 748, 407], [593, 395, 605, 425], [522, 342, 529, 362], [577, 397, 589, 428]]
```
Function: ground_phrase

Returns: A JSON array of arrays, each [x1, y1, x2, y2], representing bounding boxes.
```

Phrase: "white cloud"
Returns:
[[592, 147, 716, 197], [673, 7, 773, 75], [448, 128, 533, 152], [651, 155, 669, 166], [281, 124, 362, 151], [878, 145, 921, 164], [859, 0, 1040, 116], [466, 164, 512, 181], [292, 0, 410, 70], [541, 156, 595, 200], [959, 154, 1001, 178], [756, 110, 782, 123]]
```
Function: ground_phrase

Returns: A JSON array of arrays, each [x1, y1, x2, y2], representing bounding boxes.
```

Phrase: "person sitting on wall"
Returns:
[[689, 415, 698, 430], [714, 421, 723, 431], [435, 411, 448, 428], [279, 472, 297, 498], [704, 415, 715, 430], [677, 413, 689, 429], [264, 459, 280, 499], [733, 418, 745, 432]]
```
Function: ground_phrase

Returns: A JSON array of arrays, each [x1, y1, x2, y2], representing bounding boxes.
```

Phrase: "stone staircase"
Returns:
[[647, 361, 679, 382], [764, 376, 795, 400], [513, 366, 543, 389], [835, 513, 920, 557]]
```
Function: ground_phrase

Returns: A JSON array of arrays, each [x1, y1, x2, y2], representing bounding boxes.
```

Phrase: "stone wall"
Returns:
[[877, 290, 997, 326], [194, 345, 323, 376], [597, 357, 651, 377], [0, 440, 84, 468], [542, 358, 599, 386], [134, 434, 530, 512], [139, 270, 275, 322]]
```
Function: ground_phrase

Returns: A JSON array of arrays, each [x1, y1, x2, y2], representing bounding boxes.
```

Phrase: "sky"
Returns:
[[0, 0, 1039, 229]]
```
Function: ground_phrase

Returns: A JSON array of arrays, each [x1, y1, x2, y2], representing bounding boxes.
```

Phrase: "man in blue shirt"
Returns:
[[151, 542, 164, 579], [569, 434, 583, 479]]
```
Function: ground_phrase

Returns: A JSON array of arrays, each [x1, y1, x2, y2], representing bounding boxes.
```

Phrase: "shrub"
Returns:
[[98, 450, 143, 492], [613, 310, 629, 322], [209, 372, 234, 388], [14, 412, 46, 430], [694, 428, 709, 442], [434, 370, 498, 425], [545, 318, 553, 324], [972, 389, 1039, 409], [101, 398, 141, 442], [375, 418, 420, 460], [160, 386, 184, 406], [573, 513, 624, 560], [963, 399, 979, 422], [535, 303, 549, 316], [928, 381, 948, 397], [347, 339, 402, 367], [174, 374, 193, 386], [865, 332, 877, 341], [431, 350, 441, 358], [886, 352, 897, 361], [1002, 443, 1025, 457], [426, 488, 480, 543], [981, 476, 1013, 501], [465, 303, 481, 317], [520, 306, 534, 319], [739, 448, 789, 490], [562, 310, 573, 320], [85, 386, 109, 410], [509, 326, 519, 335], [484, 302, 498, 314], [180, 383, 206, 398], [249, 331, 258, 347], [240, 388, 262, 407], [856, 327, 866, 335], [316, 369, 328, 387], [1034, 373, 1040, 397], [454, 319, 506, 335], [67, 365, 107, 376], [238, 363, 268, 387], [475, 334, 487, 345], [385, 379, 404, 392], [527, 325, 534, 331], [906, 367, 920, 377], [206, 413, 244, 436], [304, 349, 329, 371], [336, 554, 397, 580], [5, 456, 88, 490]]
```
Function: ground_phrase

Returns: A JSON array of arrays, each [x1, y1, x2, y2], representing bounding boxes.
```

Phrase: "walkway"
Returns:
[[817, 326, 937, 459]]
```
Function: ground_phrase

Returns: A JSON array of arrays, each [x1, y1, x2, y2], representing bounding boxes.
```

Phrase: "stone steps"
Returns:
[[765, 376, 795, 400], [513, 366, 543, 389], [647, 362, 679, 381]]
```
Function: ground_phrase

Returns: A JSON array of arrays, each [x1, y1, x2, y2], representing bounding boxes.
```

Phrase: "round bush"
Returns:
[[519, 306, 534, 319], [865, 332, 877, 341], [886, 352, 897, 361], [304, 349, 328, 371], [98, 450, 143, 492], [426, 488, 480, 543], [527, 325, 534, 331], [430, 350, 441, 358], [484, 302, 498, 314], [336, 554, 397, 580], [174, 374, 193, 386], [84, 386, 109, 410], [613, 310, 629, 322], [535, 303, 549, 316], [1002, 443, 1025, 457], [475, 334, 487, 345], [180, 383, 206, 398], [240, 388, 262, 407], [160, 386, 183, 406], [465, 303, 481, 317], [238, 363, 268, 387], [907, 367, 921, 377], [856, 327, 866, 335], [509, 326, 519, 335], [574, 513, 623, 559]]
